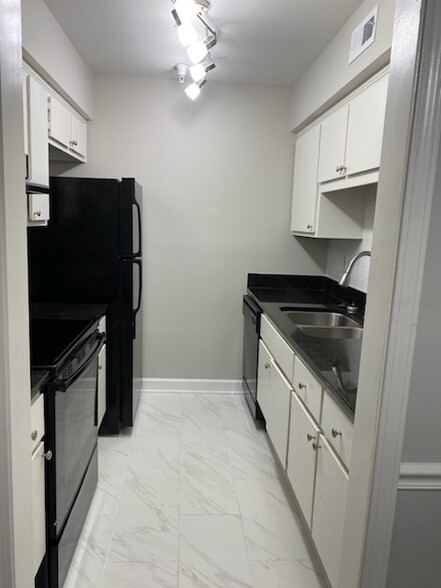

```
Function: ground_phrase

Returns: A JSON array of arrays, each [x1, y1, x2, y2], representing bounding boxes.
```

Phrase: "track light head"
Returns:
[[176, 63, 188, 84], [184, 78, 207, 100]]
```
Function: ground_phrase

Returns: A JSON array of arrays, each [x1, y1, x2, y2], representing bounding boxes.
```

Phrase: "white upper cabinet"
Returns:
[[345, 74, 389, 176], [290, 70, 388, 239], [26, 75, 49, 188], [318, 105, 349, 183], [318, 73, 388, 183], [48, 93, 87, 161], [290, 125, 321, 234]]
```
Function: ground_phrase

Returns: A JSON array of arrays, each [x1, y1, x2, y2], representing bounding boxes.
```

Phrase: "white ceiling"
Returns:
[[43, 0, 364, 86]]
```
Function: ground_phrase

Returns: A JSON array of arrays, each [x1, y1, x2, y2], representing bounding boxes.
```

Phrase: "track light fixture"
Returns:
[[186, 34, 216, 65], [171, 0, 217, 100], [189, 59, 215, 83], [184, 79, 207, 101]]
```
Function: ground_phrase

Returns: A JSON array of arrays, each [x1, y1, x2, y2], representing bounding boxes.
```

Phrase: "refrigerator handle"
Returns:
[[133, 200, 142, 257], [133, 259, 142, 316]]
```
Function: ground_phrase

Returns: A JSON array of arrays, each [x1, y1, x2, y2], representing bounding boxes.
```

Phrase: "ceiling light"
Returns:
[[184, 79, 207, 101], [189, 60, 215, 83], [174, 0, 199, 23], [176, 63, 188, 84], [171, 9, 199, 47], [186, 34, 216, 64]]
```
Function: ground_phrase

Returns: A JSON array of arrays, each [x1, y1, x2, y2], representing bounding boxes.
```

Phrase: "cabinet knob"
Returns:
[[43, 450, 53, 461], [72, 139, 78, 146], [264, 362, 271, 370], [34, 210, 41, 218], [331, 428, 342, 438], [307, 224, 313, 230], [31, 430, 38, 441], [307, 433, 315, 442], [298, 382, 307, 390], [313, 441, 322, 451]]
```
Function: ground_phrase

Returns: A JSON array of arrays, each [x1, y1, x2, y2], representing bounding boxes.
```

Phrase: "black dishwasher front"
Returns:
[[242, 295, 264, 420]]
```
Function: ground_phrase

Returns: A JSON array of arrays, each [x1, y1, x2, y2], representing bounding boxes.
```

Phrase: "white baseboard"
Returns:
[[399, 462, 441, 490], [141, 378, 244, 394]]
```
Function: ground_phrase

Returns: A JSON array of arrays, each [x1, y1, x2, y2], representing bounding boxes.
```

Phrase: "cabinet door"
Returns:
[[31, 441, 46, 576], [318, 104, 349, 183], [290, 125, 320, 234], [257, 340, 273, 420], [48, 94, 71, 149], [97, 343, 107, 427], [287, 391, 320, 528], [345, 74, 388, 175], [70, 115, 87, 159], [267, 359, 292, 467], [257, 340, 292, 468], [312, 437, 349, 588], [27, 76, 49, 187]]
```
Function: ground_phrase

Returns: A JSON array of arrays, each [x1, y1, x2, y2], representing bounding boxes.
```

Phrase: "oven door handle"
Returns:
[[55, 333, 106, 392]]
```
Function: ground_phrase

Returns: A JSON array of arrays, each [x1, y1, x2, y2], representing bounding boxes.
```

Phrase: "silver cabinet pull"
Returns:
[[307, 433, 315, 442], [35, 210, 41, 217], [264, 363, 271, 369], [43, 450, 53, 461], [313, 441, 322, 450], [332, 428, 342, 438], [298, 382, 306, 390], [31, 430, 38, 441], [307, 224, 313, 230]]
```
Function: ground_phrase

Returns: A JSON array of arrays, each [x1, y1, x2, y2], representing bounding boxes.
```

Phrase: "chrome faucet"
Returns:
[[339, 251, 371, 288]]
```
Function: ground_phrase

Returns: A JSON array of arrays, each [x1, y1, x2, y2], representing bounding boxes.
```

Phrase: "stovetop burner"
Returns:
[[30, 317, 94, 370]]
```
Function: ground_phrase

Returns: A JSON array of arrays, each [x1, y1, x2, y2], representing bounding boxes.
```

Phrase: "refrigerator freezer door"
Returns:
[[120, 178, 143, 259]]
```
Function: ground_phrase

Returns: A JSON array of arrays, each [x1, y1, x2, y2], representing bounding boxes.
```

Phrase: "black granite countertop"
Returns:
[[31, 303, 108, 321], [248, 274, 366, 419], [31, 370, 50, 401]]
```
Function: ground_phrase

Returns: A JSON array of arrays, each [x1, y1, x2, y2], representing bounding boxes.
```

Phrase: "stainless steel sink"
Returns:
[[281, 310, 360, 328], [297, 326, 363, 339]]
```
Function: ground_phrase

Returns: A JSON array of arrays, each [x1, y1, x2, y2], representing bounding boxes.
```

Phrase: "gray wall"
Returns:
[[53, 76, 326, 380]]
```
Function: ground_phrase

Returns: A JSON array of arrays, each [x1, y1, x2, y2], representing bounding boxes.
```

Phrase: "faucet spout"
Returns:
[[339, 251, 371, 288]]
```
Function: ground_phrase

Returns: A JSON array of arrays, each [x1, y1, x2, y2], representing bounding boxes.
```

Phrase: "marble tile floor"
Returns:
[[64, 392, 328, 588]]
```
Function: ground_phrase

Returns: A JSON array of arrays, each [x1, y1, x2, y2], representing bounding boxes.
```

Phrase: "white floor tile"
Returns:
[[65, 392, 324, 588], [180, 443, 239, 515], [250, 560, 327, 588], [179, 515, 252, 588]]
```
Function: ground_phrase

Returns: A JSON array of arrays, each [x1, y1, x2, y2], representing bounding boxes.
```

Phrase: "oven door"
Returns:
[[51, 331, 105, 537], [242, 295, 263, 419]]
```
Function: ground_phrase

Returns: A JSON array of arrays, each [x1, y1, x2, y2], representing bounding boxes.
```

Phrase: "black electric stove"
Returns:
[[30, 318, 95, 372], [30, 316, 103, 588]]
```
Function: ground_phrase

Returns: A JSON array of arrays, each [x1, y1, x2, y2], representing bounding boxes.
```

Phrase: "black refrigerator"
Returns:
[[28, 177, 143, 435]]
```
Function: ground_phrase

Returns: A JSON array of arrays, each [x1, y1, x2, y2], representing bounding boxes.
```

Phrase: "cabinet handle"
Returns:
[[336, 164, 347, 174], [298, 382, 307, 390], [34, 210, 41, 218], [72, 139, 78, 147], [307, 433, 315, 442], [307, 224, 313, 230], [313, 441, 322, 450], [331, 428, 342, 438], [31, 430, 38, 441], [264, 362, 271, 369], [42, 450, 53, 461]]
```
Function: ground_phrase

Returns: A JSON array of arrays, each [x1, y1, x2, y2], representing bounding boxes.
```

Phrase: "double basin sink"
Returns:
[[281, 309, 363, 340]]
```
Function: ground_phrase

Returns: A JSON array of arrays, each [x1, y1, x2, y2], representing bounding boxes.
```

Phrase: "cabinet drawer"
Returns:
[[30, 393, 45, 452], [293, 356, 323, 422], [321, 392, 353, 469], [260, 315, 295, 382]]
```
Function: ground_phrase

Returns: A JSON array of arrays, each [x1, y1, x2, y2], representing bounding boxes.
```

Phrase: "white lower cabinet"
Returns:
[[257, 340, 291, 467], [31, 441, 46, 575], [312, 436, 349, 588], [257, 313, 353, 588], [30, 393, 46, 577], [287, 391, 320, 527]]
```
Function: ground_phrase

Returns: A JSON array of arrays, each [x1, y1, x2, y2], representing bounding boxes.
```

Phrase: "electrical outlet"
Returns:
[[340, 254, 347, 272]]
